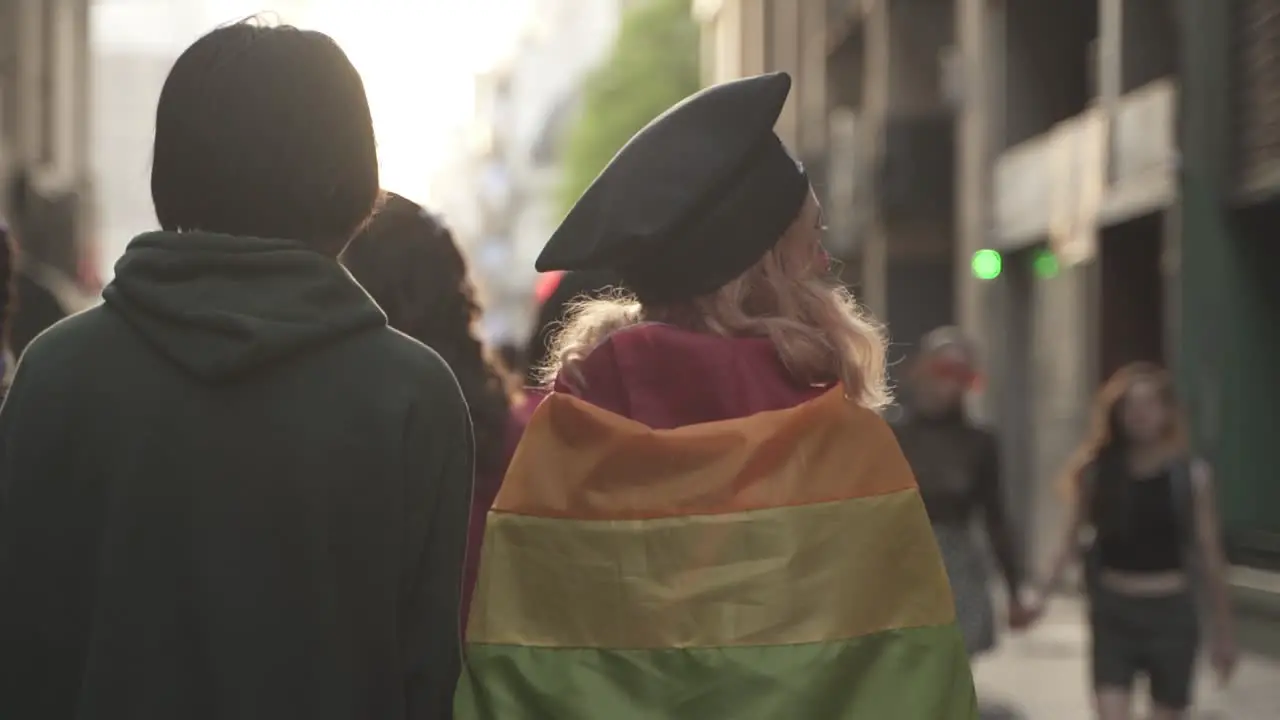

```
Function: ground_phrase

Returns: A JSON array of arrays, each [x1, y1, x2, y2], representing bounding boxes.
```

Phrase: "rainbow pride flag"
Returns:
[[456, 388, 977, 719]]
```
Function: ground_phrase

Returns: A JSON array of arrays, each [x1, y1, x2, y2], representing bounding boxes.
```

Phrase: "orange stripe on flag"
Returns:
[[492, 387, 916, 520], [469, 489, 953, 648]]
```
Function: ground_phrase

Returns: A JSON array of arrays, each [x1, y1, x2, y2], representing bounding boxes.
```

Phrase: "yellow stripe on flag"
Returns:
[[468, 488, 953, 649]]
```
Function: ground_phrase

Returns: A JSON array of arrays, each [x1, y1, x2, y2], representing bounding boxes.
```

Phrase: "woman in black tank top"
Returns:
[[1032, 363, 1237, 720], [1092, 459, 1184, 574]]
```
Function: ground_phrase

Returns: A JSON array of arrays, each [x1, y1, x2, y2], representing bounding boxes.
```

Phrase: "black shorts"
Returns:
[[1089, 585, 1199, 710]]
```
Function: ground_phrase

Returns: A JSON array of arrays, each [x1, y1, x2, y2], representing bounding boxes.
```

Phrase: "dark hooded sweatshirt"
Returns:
[[0, 232, 473, 720]]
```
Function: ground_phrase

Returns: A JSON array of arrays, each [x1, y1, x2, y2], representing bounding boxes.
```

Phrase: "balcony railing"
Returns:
[[993, 77, 1178, 256]]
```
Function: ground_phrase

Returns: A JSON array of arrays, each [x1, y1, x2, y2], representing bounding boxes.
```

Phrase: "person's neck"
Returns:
[[1126, 441, 1170, 476], [913, 402, 964, 424]]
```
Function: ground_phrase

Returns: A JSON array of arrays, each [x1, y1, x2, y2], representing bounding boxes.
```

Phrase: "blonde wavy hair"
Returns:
[[540, 196, 891, 409]]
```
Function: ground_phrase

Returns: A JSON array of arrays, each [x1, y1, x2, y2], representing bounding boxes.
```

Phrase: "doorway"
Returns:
[[997, 245, 1038, 556], [1099, 213, 1166, 380]]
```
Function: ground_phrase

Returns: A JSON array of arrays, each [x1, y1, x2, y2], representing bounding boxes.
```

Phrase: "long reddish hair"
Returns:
[[1060, 362, 1190, 496]]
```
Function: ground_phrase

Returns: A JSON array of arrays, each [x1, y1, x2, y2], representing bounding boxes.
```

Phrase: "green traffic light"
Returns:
[[1033, 249, 1059, 279], [971, 249, 1002, 280]]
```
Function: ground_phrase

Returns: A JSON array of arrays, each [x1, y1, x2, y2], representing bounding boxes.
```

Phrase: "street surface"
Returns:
[[973, 595, 1280, 719]]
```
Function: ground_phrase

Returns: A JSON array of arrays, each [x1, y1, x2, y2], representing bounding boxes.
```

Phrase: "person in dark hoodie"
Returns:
[[0, 20, 472, 720]]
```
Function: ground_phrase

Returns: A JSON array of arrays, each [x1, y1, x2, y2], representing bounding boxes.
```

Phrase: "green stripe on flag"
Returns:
[[455, 623, 977, 719]]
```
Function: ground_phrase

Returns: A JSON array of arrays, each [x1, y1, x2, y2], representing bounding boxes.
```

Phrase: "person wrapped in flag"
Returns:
[[456, 71, 978, 719]]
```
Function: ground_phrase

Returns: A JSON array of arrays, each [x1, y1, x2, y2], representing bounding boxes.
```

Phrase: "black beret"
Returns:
[[536, 72, 809, 303]]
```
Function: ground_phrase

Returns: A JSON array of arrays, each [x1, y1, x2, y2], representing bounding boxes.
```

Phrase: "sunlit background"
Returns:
[[87, 0, 628, 344], [306, 0, 534, 203], [5, 3, 1280, 716], [91, 0, 532, 255]]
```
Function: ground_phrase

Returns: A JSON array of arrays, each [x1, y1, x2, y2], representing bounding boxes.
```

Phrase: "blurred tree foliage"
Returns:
[[556, 0, 701, 216]]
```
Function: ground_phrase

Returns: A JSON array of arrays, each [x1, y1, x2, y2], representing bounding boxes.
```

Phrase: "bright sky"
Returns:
[[95, 0, 535, 204], [88, 0, 533, 276], [302, 0, 535, 204]]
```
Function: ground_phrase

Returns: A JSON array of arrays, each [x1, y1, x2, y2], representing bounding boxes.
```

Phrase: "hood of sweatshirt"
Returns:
[[102, 231, 385, 382]]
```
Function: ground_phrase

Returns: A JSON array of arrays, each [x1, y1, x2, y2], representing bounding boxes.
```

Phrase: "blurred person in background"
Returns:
[[892, 327, 1032, 660], [343, 192, 529, 623], [0, 20, 471, 720], [1032, 363, 1236, 720], [4, 172, 94, 358], [456, 72, 976, 719], [495, 341, 524, 383]]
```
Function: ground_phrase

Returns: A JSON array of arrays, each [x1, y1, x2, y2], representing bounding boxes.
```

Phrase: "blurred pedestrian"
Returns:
[[457, 72, 977, 719], [4, 173, 93, 358], [1033, 362, 1236, 720], [892, 327, 1032, 658], [0, 20, 471, 720], [494, 341, 524, 382], [343, 192, 527, 624]]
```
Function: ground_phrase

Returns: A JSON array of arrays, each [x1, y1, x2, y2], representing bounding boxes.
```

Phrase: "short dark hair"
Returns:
[[151, 19, 378, 254]]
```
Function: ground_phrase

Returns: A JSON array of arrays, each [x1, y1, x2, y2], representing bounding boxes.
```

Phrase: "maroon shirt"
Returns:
[[554, 323, 829, 428]]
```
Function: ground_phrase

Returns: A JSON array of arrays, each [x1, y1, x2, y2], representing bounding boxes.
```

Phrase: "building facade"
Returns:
[[699, 0, 957, 388], [1178, 0, 1280, 573], [0, 0, 93, 286], [700, 0, 1280, 577], [441, 0, 626, 347], [961, 0, 1182, 573]]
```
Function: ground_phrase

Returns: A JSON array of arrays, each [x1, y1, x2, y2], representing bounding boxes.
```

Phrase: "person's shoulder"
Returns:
[[951, 422, 1000, 464], [358, 326, 464, 398], [952, 413, 993, 435], [1182, 455, 1213, 493], [971, 423, 1000, 446], [355, 326, 447, 370], [16, 304, 115, 367], [2, 306, 119, 407]]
